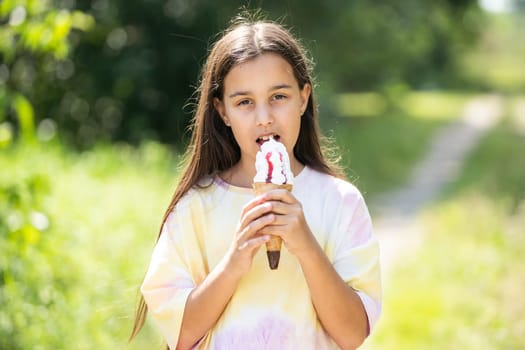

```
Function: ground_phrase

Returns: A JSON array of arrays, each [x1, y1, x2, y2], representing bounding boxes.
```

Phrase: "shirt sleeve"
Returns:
[[140, 209, 198, 349], [332, 192, 382, 332]]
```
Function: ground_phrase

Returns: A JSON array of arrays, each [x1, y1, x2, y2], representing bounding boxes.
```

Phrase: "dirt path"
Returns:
[[370, 94, 504, 276]]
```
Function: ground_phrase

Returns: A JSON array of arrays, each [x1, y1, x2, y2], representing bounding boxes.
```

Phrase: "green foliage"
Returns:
[[0, 142, 178, 348], [11, 93, 34, 142], [0, 0, 93, 147], [282, 0, 484, 91], [0, 0, 93, 61], [2, 0, 486, 148], [459, 12, 525, 92], [0, 153, 77, 348], [0, 91, 36, 148]]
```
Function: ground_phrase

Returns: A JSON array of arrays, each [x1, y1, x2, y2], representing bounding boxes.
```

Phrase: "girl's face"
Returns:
[[214, 52, 311, 174]]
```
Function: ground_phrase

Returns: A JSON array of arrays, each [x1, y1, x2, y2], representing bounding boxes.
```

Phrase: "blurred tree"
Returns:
[[1, 0, 485, 148], [0, 0, 94, 147], [269, 0, 484, 91], [57, 0, 240, 147]]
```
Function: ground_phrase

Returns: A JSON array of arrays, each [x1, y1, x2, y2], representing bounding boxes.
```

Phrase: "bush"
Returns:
[[0, 165, 80, 348], [0, 142, 176, 348]]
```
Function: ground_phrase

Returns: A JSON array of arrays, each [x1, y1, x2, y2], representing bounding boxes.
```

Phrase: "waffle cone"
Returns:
[[253, 182, 293, 270]]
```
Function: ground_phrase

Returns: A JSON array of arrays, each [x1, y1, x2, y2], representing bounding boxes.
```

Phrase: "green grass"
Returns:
[[0, 141, 179, 349], [335, 92, 387, 117], [362, 116, 525, 349], [50, 143, 178, 349], [331, 90, 475, 197], [444, 117, 525, 209], [400, 91, 475, 120], [365, 196, 525, 349], [336, 91, 474, 121], [331, 114, 445, 197]]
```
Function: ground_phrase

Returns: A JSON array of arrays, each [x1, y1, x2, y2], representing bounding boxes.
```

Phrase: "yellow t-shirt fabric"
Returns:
[[142, 166, 381, 349]]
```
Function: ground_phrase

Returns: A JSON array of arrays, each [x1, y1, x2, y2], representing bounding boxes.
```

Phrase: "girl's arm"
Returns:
[[175, 197, 274, 350], [296, 239, 369, 350], [258, 190, 373, 350]]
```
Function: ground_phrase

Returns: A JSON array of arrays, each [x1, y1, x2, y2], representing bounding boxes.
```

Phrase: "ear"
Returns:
[[213, 97, 230, 126], [300, 83, 311, 113]]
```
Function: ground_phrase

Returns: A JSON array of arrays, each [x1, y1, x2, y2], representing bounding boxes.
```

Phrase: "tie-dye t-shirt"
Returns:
[[141, 166, 381, 349]]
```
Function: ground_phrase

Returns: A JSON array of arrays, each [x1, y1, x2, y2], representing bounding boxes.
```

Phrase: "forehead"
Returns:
[[223, 52, 298, 93]]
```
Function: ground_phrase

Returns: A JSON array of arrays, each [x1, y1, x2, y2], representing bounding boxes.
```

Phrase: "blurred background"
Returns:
[[1, 0, 524, 348]]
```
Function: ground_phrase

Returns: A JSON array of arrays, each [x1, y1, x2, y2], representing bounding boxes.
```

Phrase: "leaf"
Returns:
[[12, 93, 35, 143]]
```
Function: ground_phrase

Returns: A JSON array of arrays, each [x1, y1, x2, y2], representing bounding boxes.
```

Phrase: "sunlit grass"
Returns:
[[1, 142, 179, 348], [331, 114, 445, 197], [331, 91, 474, 198], [400, 91, 475, 120], [335, 92, 387, 117], [335, 91, 474, 120], [508, 95, 525, 135], [363, 117, 525, 349], [51, 142, 180, 349], [443, 117, 525, 209], [364, 196, 525, 349]]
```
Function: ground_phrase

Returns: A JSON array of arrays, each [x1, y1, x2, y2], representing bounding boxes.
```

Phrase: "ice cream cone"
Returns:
[[253, 182, 293, 270]]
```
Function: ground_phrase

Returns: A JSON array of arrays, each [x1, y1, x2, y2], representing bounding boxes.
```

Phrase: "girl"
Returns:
[[130, 15, 381, 350]]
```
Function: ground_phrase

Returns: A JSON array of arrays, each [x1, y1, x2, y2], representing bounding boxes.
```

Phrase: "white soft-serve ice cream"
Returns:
[[253, 137, 294, 269], [254, 137, 294, 185]]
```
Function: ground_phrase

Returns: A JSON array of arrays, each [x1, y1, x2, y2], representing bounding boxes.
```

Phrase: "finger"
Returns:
[[260, 200, 296, 216], [241, 195, 271, 216], [238, 235, 270, 251], [260, 189, 297, 205], [238, 202, 273, 230], [257, 224, 287, 238], [237, 213, 275, 242]]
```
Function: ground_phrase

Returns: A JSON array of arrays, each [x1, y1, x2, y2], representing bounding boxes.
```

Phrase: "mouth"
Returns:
[[256, 134, 280, 146]]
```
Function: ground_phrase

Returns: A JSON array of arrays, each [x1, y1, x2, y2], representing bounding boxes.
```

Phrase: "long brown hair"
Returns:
[[129, 14, 343, 344]]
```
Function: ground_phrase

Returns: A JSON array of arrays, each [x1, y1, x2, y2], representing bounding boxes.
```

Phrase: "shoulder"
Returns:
[[300, 167, 365, 203], [167, 176, 218, 217], [167, 175, 245, 220], [296, 168, 373, 247]]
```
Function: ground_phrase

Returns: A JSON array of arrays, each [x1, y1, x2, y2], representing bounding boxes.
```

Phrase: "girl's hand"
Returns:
[[224, 196, 274, 276], [256, 189, 317, 259]]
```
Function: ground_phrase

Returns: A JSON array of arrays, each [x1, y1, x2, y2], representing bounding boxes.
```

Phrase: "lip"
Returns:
[[256, 133, 280, 146]]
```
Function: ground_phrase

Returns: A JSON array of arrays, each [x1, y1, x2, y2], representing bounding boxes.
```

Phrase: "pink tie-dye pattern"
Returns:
[[213, 314, 293, 349]]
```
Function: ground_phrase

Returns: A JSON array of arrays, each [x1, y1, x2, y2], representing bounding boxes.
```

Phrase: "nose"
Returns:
[[255, 104, 274, 126]]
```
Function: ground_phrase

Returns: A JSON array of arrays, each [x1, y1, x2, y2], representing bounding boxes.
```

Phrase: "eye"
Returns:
[[236, 99, 252, 106], [272, 94, 287, 101]]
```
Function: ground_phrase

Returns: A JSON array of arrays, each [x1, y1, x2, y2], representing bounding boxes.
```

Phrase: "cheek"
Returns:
[[291, 112, 303, 129], [228, 120, 252, 145], [225, 106, 252, 120], [274, 104, 301, 121]]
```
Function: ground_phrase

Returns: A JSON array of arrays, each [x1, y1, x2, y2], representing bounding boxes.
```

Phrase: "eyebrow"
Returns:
[[228, 84, 293, 99]]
